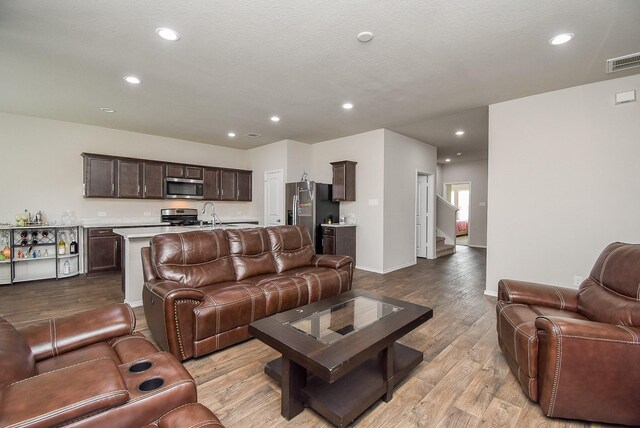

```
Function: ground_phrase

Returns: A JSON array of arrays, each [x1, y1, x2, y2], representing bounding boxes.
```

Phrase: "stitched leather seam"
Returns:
[[9, 357, 112, 386], [501, 280, 514, 302], [618, 325, 639, 343], [555, 333, 639, 344], [191, 420, 223, 428], [173, 299, 200, 360], [51, 318, 58, 357], [552, 288, 565, 310], [547, 318, 562, 416], [126, 379, 197, 404], [599, 246, 625, 284], [125, 304, 136, 333], [8, 390, 129, 427], [178, 233, 186, 266]]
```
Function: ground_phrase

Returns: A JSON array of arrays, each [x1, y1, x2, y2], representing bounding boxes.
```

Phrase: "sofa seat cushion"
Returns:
[[257, 276, 310, 315], [528, 305, 588, 321], [295, 267, 350, 302], [194, 283, 267, 341]]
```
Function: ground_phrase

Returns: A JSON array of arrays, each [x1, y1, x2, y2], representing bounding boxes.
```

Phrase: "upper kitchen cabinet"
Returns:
[[83, 153, 116, 198], [330, 161, 357, 201], [166, 164, 203, 180], [219, 170, 236, 201], [143, 162, 165, 199], [203, 168, 220, 200], [236, 170, 252, 201], [116, 159, 143, 198]]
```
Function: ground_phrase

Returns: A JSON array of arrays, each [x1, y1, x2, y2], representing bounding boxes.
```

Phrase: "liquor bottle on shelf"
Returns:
[[69, 232, 78, 255], [58, 233, 66, 255], [63, 260, 71, 275]]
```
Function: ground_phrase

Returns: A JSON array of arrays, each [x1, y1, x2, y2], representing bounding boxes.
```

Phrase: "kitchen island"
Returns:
[[114, 224, 258, 306]]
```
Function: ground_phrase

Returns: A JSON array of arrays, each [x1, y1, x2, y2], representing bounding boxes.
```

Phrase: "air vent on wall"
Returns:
[[606, 52, 640, 73]]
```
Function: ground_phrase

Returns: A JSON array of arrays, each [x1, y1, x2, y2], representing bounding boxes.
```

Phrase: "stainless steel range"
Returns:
[[160, 208, 202, 226]]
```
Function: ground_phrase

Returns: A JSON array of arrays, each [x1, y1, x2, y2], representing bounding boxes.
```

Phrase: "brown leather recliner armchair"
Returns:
[[0, 303, 220, 427], [496, 242, 640, 425]]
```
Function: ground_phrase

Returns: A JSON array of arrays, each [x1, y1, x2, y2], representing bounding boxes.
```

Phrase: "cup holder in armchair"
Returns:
[[129, 361, 153, 373], [138, 377, 164, 392]]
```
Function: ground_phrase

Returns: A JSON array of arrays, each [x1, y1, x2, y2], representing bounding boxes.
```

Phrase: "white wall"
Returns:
[[383, 130, 437, 271], [0, 113, 257, 225], [487, 74, 640, 295], [311, 130, 386, 272], [286, 140, 312, 183], [440, 159, 488, 247]]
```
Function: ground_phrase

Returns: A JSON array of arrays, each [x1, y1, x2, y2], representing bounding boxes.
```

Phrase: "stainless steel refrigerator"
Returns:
[[286, 181, 339, 254]]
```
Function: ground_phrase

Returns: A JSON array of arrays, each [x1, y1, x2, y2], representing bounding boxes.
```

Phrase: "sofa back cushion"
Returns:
[[266, 225, 315, 273], [226, 228, 276, 280], [578, 242, 640, 327], [150, 230, 236, 287], [0, 317, 36, 389]]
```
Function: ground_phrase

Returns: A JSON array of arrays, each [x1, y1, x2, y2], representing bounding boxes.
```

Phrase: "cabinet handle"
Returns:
[[137, 185, 140, 193], [237, 189, 239, 199], [221, 189, 224, 196], [111, 183, 114, 193]]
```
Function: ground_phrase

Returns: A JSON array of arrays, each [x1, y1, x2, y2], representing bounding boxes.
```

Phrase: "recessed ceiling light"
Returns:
[[270, 116, 280, 122], [456, 152, 462, 156], [99, 107, 116, 113], [342, 102, 354, 110], [123, 75, 142, 85], [156, 27, 180, 41], [357, 31, 374, 42], [227, 132, 236, 137], [445, 158, 451, 162], [549, 33, 574, 46], [455, 130, 465, 136]]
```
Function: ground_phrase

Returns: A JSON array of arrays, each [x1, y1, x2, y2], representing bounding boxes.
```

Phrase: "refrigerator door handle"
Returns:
[[292, 194, 298, 225]]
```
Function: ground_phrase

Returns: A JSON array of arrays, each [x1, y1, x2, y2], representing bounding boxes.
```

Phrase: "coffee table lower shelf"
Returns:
[[264, 342, 422, 427]]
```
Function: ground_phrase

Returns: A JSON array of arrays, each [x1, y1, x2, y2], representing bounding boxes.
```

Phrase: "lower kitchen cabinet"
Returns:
[[321, 225, 356, 263], [85, 228, 121, 276]]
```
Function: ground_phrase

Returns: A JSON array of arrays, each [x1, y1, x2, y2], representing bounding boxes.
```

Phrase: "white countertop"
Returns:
[[82, 217, 259, 228], [114, 223, 261, 239], [320, 223, 357, 227]]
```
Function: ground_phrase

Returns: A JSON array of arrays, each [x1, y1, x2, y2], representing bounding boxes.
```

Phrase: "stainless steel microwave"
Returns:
[[165, 177, 204, 199]]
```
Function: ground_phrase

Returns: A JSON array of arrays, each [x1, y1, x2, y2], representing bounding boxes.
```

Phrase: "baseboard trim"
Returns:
[[469, 244, 487, 249], [356, 265, 384, 274], [356, 261, 416, 274], [484, 289, 498, 297], [126, 299, 143, 308]]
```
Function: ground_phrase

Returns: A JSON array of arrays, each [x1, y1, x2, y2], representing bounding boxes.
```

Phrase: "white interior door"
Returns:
[[416, 175, 428, 258], [264, 170, 284, 226]]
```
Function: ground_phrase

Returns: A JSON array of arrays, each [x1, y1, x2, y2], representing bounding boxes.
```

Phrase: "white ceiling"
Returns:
[[1, 1, 639, 163]]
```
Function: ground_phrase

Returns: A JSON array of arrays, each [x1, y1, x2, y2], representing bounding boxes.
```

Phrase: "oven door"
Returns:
[[165, 178, 204, 199]]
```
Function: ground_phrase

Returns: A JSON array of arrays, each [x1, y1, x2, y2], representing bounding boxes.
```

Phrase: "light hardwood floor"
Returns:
[[0, 247, 609, 427]]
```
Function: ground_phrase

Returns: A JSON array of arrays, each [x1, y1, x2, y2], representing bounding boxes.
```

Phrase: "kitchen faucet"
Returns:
[[201, 201, 222, 228]]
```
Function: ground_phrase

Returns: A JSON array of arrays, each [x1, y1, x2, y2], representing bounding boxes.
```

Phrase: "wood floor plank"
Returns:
[[0, 246, 614, 428]]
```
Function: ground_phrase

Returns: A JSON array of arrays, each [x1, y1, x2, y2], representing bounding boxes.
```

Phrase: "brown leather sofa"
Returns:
[[142, 225, 353, 361], [0, 303, 222, 428], [496, 242, 640, 425]]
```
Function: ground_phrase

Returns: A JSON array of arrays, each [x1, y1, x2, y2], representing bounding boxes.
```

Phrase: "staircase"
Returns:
[[436, 236, 455, 258]]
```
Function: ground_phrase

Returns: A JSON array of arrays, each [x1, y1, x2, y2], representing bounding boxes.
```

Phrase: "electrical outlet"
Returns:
[[98, 212, 107, 217], [573, 275, 583, 286], [368, 199, 379, 206], [143, 212, 151, 216]]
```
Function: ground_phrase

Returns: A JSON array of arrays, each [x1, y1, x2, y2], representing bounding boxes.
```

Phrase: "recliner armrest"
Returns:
[[19, 303, 136, 362], [0, 358, 129, 428], [498, 279, 578, 311], [144, 278, 205, 301], [534, 316, 640, 425]]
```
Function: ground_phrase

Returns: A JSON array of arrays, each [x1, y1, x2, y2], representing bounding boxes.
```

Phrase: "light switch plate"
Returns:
[[368, 199, 379, 206]]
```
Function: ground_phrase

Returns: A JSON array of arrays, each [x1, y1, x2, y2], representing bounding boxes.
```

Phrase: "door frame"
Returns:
[[415, 170, 436, 260], [443, 181, 472, 245], [264, 169, 284, 226]]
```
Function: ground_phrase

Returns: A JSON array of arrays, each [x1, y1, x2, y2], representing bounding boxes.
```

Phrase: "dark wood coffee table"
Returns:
[[248, 289, 433, 427]]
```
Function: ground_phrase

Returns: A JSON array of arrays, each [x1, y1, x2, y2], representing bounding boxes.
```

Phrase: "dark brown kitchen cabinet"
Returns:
[[83, 154, 116, 198], [236, 170, 252, 201], [166, 164, 203, 180], [331, 161, 357, 201], [219, 170, 237, 201], [116, 159, 143, 198], [203, 168, 221, 200], [143, 162, 165, 199], [322, 225, 356, 263], [85, 228, 121, 276]]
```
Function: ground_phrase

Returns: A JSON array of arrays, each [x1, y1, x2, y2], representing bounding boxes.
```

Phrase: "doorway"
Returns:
[[416, 172, 435, 259], [264, 170, 284, 226], [444, 182, 470, 246]]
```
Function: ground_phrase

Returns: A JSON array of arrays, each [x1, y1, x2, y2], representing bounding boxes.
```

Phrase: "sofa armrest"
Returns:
[[19, 303, 136, 362], [534, 316, 640, 425], [143, 279, 204, 361], [311, 254, 354, 270], [497, 279, 578, 312], [0, 358, 129, 428]]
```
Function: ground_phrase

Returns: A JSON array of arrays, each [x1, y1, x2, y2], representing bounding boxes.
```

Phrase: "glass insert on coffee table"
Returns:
[[249, 290, 433, 427]]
